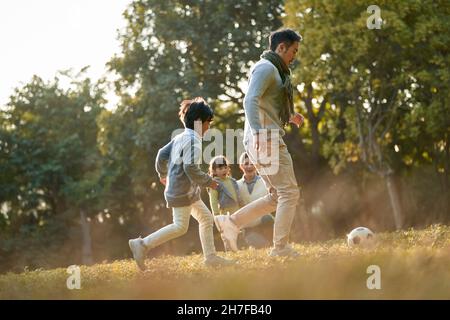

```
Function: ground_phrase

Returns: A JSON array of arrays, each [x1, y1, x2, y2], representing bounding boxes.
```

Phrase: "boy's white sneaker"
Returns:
[[128, 237, 147, 271], [214, 215, 240, 252]]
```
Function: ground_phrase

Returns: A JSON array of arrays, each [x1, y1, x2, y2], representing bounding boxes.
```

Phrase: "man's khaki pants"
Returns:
[[232, 133, 300, 248]]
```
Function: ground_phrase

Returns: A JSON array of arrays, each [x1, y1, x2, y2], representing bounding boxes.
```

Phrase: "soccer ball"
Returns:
[[347, 227, 375, 247]]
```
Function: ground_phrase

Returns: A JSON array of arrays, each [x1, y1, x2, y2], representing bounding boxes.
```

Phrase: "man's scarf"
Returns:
[[260, 50, 294, 126]]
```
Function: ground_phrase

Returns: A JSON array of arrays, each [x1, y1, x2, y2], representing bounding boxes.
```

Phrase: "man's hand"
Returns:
[[160, 177, 167, 186], [289, 112, 304, 128], [253, 132, 267, 152], [208, 180, 219, 190]]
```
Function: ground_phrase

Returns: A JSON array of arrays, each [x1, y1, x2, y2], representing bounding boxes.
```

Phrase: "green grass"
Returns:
[[1, 224, 450, 299]]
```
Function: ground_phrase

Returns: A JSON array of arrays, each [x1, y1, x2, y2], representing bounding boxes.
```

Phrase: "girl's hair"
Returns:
[[179, 97, 214, 129], [209, 155, 230, 177]]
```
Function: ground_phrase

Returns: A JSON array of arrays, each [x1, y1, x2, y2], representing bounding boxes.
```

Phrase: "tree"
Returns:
[[0, 71, 105, 269], [285, 0, 449, 229]]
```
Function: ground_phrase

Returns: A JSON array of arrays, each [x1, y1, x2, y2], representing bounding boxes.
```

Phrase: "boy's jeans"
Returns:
[[232, 133, 300, 248], [143, 200, 216, 257]]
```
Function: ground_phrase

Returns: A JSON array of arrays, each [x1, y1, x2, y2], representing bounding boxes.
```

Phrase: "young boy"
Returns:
[[237, 152, 274, 227], [237, 152, 274, 248], [129, 97, 234, 270]]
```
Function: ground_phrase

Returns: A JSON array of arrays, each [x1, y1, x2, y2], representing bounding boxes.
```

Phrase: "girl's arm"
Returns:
[[208, 187, 220, 215]]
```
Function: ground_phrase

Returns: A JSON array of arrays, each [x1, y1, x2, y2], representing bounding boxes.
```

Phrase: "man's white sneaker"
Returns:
[[269, 243, 300, 258], [128, 237, 147, 271], [214, 215, 240, 252], [204, 254, 236, 267]]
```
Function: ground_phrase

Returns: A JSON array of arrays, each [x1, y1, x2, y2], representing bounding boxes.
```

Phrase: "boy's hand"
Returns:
[[160, 177, 167, 186], [208, 180, 219, 190], [289, 112, 304, 128]]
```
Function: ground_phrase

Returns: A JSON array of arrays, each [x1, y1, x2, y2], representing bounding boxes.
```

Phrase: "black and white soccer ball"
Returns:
[[347, 227, 375, 248]]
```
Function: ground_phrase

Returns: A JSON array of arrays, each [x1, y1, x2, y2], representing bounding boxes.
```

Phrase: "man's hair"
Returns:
[[209, 155, 230, 177], [269, 28, 302, 52], [179, 97, 214, 129]]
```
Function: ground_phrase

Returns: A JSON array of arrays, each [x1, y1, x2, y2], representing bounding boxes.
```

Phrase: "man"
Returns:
[[214, 28, 304, 257]]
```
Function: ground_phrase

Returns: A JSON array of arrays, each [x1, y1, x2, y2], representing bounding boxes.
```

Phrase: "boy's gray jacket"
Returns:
[[156, 128, 212, 208]]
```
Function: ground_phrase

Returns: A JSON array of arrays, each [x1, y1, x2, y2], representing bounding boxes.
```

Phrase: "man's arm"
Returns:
[[243, 63, 276, 135], [155, 140, 174, 180]]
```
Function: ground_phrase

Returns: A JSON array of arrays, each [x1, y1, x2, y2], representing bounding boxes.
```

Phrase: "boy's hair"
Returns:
[[239, 152, 257, 173], [179, 97, 214, 129], [269, 28, 302, 52], [209, 155, 230, 177], [239, 152, 250, 168]]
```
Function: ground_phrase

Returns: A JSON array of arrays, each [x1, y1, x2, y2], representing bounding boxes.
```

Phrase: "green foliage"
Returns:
[[0, 71, 106, 270], [286, 0, 449, 175], [284, 0, 449, 224]]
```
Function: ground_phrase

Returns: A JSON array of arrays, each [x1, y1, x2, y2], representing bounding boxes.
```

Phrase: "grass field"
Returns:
[[1, 224, 450, 299]]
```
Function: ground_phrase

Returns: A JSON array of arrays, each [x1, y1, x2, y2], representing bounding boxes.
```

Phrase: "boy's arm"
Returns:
[[208, 188, 220, 215], [183, 163, 213, 187], [182, 136, 213, 187], [155, 140, 174, 180], [243, 63, 276, 135]]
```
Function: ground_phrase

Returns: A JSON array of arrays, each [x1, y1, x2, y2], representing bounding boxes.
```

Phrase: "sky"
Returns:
[[0, 0, 131, 109]]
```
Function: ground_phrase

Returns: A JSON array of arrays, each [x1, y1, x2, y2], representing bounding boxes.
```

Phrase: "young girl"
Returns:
[[208, 156, 244, 216]]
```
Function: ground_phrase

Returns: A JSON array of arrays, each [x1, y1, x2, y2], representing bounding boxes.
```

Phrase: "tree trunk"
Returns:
[[385, 174, 403, 230], [303, 84, 326, 165], [444, 132, 450, 222], [80, 209, 93, 265], [284, 130, 311, 177]]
